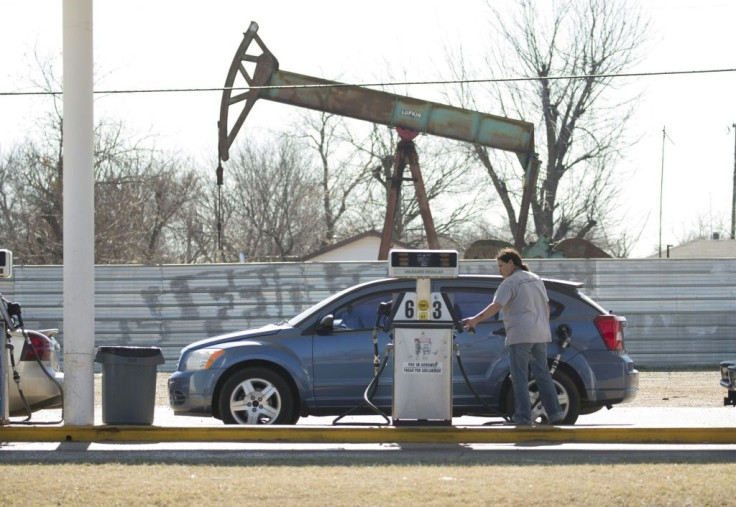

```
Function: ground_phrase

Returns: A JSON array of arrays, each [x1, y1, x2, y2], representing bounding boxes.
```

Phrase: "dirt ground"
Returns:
[[625, 370, 722, 407], [134, 369, 723, 409]]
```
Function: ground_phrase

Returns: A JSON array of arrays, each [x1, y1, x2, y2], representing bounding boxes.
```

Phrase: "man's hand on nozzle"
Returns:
[[462, 317, 476, 334]]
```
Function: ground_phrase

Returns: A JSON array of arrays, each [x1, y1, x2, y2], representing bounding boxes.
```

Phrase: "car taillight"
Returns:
[[19, 331, 52, 361], [594, 315, 624, 351]]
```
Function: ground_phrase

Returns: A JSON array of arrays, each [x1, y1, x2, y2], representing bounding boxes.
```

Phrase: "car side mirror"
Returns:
[[317, 314, 335, 333]]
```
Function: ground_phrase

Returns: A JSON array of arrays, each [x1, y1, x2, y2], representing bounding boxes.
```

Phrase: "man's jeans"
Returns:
[[508, 342, 563, 424]]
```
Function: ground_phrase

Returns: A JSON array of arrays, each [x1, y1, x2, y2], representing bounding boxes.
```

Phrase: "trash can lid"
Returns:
[[95, 346, 165, 364]]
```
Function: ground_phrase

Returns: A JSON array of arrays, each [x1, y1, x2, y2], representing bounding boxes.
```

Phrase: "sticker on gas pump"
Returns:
[[415, 337, 432, 355], [402, 361, 442, 374], [396, 292, 452, 321], [400, 337, 443, 373]]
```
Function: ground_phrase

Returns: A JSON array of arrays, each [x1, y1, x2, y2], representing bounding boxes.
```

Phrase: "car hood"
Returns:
[[181, 323, 284, 353]]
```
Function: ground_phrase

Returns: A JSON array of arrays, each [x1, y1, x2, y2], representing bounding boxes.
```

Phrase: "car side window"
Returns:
[[332, 293, 393, 331]]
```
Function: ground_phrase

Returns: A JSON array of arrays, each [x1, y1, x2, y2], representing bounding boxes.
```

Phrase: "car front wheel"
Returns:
[[218, 367, 297, 425]]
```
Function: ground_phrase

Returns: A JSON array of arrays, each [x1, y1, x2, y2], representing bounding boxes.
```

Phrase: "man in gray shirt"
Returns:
[[463, 248, 564, 425]]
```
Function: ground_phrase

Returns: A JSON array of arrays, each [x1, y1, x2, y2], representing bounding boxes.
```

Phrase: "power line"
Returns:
[[2, 67, 736, 97]]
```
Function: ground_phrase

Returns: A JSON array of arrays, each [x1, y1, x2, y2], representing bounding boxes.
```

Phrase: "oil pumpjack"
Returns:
[[217, 22, 539, 257]]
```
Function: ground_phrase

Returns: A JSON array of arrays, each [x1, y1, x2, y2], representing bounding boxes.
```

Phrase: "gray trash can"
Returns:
[[94, 346, 165, 425]]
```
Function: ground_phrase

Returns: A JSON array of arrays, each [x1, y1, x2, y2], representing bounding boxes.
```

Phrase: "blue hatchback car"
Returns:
[[168, 275, 638, 425]]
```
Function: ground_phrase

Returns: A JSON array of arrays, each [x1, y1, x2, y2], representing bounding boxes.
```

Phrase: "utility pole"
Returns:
[[732, 123, 736, 239], [216, 159, 224, 262], [659, 127, 666, 258]]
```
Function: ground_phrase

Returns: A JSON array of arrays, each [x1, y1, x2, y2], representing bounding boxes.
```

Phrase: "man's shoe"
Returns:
[[508, 418, 532, 427], [542, 414, 565, 425]]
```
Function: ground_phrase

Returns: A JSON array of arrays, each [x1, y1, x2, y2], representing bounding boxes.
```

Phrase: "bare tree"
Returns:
[[224, 137, 323, 261], [168, 178, 219, 264], [0, 147, 30, 257], [94, 137, 202, 264], [1, 121, 203, 264], [676, 211, 730, 245], [6, 52, 209, 264], [446, 0, 649, 249], [2, 135, 65, 264], [291, 111, 373, 246]]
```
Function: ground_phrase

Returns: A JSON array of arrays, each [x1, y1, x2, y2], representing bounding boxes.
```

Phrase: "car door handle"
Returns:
[[492, 328, 506, 336]]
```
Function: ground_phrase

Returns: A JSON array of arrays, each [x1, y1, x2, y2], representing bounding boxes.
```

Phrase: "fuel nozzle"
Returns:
[[555, 324, 572, 348], [377, 301, 392, 316], [6, 300, 23, 328], [377, 300, 394, 332], [556, 324, 571, 340]]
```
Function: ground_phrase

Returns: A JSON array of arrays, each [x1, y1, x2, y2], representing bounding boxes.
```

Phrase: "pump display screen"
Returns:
[[0, 249, 11, 279], [388, 249, 459, 278]]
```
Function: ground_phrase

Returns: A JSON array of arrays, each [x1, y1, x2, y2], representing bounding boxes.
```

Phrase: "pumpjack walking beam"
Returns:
[[218, 22, 539, 254]]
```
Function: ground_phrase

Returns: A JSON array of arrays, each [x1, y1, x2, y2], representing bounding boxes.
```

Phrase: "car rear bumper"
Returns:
[[8, 371, 64, 414], [595, 368, 639, 405], [580, 353, 639, 408]]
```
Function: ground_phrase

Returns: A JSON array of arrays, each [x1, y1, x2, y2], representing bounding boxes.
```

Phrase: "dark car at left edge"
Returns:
[[721, 360, 736, 406]]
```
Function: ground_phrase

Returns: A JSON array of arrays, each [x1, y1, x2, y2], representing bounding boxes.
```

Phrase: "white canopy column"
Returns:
[[62, 0, 95, 425]]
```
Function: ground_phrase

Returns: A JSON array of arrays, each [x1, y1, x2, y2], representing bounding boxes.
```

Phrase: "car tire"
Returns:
[[504, 369, 581, 425], [218, 367, 297, 425]]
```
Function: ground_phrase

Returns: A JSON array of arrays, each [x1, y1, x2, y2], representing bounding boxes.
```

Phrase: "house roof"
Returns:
[[647, 239, 736, 259], [301, 230, 410, 262]]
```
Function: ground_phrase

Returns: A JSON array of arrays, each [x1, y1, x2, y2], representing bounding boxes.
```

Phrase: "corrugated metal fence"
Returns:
[[1, 259, 734, 370]]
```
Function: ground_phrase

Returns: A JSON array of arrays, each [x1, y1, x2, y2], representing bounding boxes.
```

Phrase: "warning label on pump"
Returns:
[[402, 361, 442, 374]]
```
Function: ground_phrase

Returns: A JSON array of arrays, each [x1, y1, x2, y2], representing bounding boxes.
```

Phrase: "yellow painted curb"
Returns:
[[2, 425, 736, 444]]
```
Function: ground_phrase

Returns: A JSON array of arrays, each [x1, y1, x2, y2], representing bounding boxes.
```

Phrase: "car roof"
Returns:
[[460, 274, 583, 288], [350, 275, 585, 294], [360, 274, 583, 288]]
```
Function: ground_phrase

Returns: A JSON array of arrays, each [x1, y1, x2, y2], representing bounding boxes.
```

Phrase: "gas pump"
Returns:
[[1, 249, 14, 424], [388, 249, 459, 426]]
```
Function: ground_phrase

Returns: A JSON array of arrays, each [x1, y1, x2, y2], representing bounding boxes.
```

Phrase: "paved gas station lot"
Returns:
[[7, 395, 736, 429]]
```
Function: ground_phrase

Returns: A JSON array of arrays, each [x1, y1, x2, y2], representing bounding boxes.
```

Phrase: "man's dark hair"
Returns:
[[496, 247, 529, 271]]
